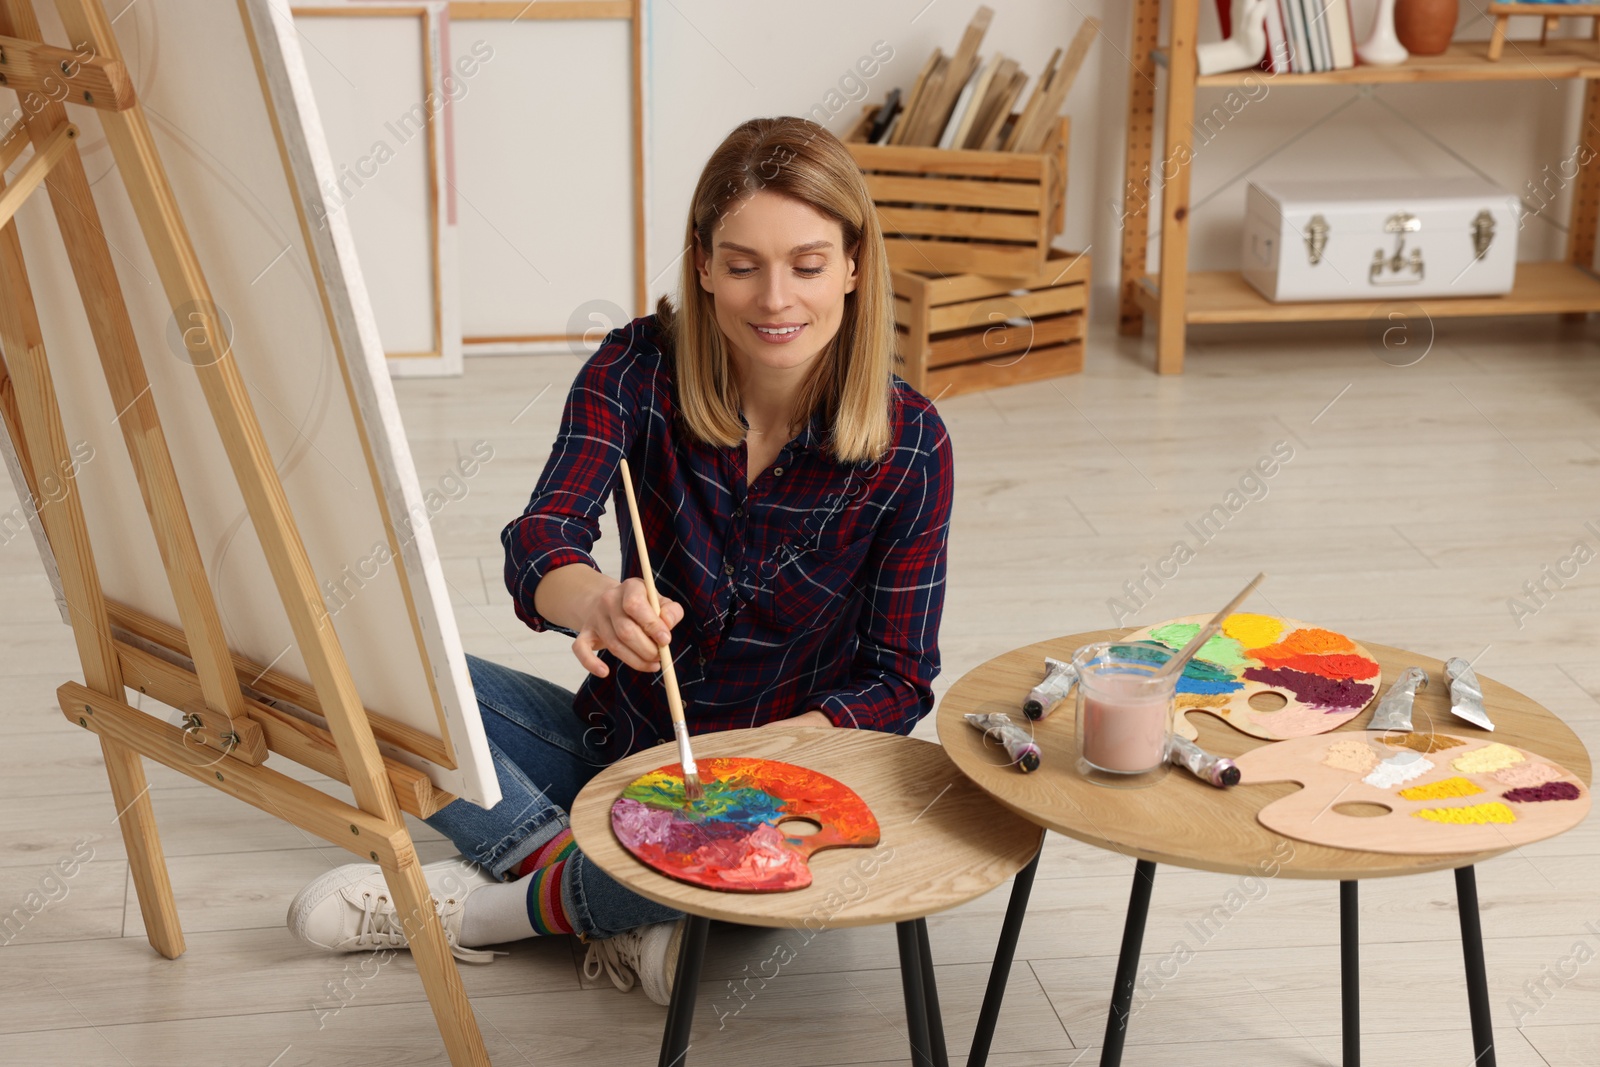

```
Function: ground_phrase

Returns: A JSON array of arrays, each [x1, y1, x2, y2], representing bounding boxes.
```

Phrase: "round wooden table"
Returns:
[[937, 629, 1593, 1067], [572, 724, 1044, 1067]]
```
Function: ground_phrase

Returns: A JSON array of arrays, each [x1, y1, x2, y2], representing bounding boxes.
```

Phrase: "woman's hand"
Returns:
[[571, 576, 684, 678]]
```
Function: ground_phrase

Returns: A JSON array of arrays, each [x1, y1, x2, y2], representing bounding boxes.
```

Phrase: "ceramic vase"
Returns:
[[1358, 0, 1410, 66], [1394, 0, 1458, 56]]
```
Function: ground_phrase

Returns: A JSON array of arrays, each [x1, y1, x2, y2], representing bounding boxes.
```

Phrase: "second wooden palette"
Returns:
[[1235, 732, 1591, 854]]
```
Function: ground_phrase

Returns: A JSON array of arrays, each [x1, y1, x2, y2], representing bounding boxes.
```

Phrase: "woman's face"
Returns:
[[694, 188, 858, 384]]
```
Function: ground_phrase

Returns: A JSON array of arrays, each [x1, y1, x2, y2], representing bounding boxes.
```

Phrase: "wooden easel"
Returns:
[[1487, 2, 1600, 60], [0, 1, 488, 1063]]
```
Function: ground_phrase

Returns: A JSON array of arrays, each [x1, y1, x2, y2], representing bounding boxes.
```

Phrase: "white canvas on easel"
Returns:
[[7, 0, 497, 807]]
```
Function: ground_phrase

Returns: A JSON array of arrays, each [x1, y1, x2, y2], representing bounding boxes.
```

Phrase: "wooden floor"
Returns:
[[3, 318, 1599, 1066]]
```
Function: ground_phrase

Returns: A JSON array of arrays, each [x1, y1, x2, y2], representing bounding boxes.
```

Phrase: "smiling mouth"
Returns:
[[752, 324, 805, 336]]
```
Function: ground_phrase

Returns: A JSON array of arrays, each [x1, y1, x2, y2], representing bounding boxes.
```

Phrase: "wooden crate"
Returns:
[[845, 105, 1068, 278], [893, 247, 1089, 399]]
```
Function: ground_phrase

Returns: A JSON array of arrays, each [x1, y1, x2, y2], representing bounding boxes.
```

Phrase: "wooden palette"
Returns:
[[1235, 732, 1592, 855], [1124, 614, 1382, 741], [609, 757, 880, 892]]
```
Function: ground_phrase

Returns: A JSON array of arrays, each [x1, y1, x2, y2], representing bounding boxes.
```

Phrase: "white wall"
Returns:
[[640, 0, 1586, 320]]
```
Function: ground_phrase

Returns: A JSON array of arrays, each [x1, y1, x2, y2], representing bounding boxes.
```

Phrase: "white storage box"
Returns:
[[1241, 177, 1520, 302]]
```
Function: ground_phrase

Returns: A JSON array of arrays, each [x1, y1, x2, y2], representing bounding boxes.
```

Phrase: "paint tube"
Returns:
[[1444, 658, 1495, 731], [1023, 657, 1077, 720], [965, 712, 1041, 773], [1368, 666, 1427, 733], [1165, 735, 1240, 788]]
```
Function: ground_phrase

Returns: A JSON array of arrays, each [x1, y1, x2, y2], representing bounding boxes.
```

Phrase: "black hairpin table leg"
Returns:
[[897, 920, 937, 1067], [1455, 866, 1497, 1067], [1101, 859, 1158, 1067], [967, 846, 1041, 1067], [1341, 880, 1359, 1067], [658, 914, 711, 1067], [914, 919, 951, 1067]]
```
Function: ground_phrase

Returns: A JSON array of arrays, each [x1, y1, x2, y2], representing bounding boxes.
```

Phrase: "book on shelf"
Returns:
[[1325, 0, 1357, 70], [1283, 0, 1311, 72], [1263, 0, 1290, 71]]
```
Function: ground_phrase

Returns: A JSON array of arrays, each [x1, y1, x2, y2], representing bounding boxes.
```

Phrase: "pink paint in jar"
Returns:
[[1072, 641, 1178, 780]]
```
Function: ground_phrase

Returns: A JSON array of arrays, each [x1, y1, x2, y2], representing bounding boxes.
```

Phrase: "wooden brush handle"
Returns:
[[616, 459, 688, 731], [1161, 571, 1266, 679]]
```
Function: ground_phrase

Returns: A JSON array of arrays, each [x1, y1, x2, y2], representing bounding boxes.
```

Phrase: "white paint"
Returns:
[[1363, 751, 1434, 788]]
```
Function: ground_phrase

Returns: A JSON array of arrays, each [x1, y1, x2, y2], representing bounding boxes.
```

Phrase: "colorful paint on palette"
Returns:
[[610, 757, 879, 893], [1385, 733, 1467, 754], [1363, 753, 1434, 789], [1322, 738, 1381, 775], [1398, 776, 1483, 801], [1503, 782, 1583, 803], [1452, 743, 1525, 774], [1126, 614, 1382, 741], [1494, 762, 1564, 789], [1413, 802, 1517, 825]]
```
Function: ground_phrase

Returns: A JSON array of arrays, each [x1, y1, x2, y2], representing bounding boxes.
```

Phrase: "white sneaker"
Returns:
[[582, 920, 685, 1006], [286, 861, 504, 964], [421, 854, 500, 903]]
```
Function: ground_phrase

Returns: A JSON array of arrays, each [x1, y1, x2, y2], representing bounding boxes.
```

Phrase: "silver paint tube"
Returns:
[[1368, 666, 1428, 733], [1023, 657, 1077, 720], [1165, 734, 1240, 788], [965, 713, 1042, 773], [1444, 658, 1495, 731]]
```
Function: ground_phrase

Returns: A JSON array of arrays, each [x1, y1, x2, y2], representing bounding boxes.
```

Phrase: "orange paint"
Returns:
[[1273, 627, 1356, 655]]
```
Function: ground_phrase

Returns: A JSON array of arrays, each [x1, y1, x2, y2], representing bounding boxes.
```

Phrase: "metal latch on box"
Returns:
[[1304, 207, 1496, 276], [1370, 211, 1423, 286]]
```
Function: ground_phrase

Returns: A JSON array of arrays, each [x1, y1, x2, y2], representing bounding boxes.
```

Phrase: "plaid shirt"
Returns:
[[501, 313, 953, 758]]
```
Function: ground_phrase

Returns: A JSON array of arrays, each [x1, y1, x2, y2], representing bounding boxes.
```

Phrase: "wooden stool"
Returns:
[[571, 725, 1044, 1067]]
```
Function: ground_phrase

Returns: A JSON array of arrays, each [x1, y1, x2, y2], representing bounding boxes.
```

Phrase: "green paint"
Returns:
[[621, 775, 786, 821], [1150, 623, 1200, 647], [1143, 626, 1249, 675], [1195, 634, 1249, 670]]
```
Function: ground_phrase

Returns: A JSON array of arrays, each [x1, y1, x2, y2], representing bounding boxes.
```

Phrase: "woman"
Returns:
[[286, 116, 954, 1007]]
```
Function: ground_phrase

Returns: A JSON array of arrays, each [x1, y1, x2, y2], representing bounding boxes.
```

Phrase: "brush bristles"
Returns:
[[682, 773, 704, 803]]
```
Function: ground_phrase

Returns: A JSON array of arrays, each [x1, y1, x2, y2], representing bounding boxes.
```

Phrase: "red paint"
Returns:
[[1251, 647, 1379, 681]]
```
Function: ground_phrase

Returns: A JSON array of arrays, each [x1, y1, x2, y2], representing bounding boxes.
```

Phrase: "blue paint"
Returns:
[[1178, 677, 1243, 696]]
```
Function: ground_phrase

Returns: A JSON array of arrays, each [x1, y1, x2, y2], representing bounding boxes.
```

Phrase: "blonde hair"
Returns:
[[655, 116, 895, 465]]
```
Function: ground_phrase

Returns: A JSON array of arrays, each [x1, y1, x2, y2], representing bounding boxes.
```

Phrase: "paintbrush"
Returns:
[[1156, 572, 1267, 681], [617, 458, 704, 804]]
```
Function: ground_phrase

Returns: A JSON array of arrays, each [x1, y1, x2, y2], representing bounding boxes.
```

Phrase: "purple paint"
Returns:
[[1503, 782, 1582, 803], [1242, 666, 1376, 712], [611, 798, 680, 848]]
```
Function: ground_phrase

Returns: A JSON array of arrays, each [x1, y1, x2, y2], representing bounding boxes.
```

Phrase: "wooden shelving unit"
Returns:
[[1120, 5, 1600, 373]]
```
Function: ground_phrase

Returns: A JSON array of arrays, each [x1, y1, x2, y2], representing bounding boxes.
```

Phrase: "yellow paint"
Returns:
[[1221, 612, 1283, 650], [1452, 743, 1526, 774], [1413, 802, 1516, 825], [1177, 694, 1230, 709], [1398, 776, 1483, 801]]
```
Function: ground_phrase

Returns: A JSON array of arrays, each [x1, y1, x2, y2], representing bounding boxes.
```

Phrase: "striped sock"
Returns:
[[514, 826, 575, 879], [524, 857, 575, 935]]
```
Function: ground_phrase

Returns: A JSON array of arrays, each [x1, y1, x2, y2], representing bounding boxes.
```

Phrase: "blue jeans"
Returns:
[[423, 653, 683, 939]]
